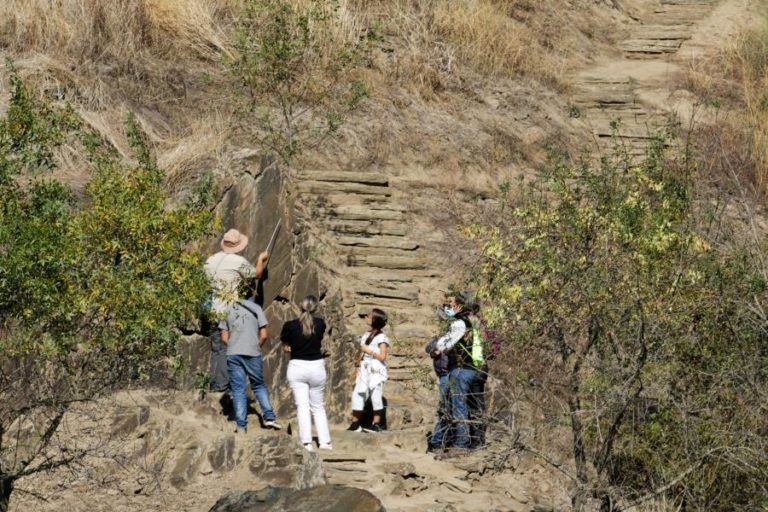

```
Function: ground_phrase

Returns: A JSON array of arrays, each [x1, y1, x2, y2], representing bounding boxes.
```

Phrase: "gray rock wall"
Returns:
[[180, 153, 355, 421]]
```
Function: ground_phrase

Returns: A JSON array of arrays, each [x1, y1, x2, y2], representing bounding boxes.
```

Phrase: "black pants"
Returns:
[[209, 329, 229, 392], [467, 369, 488, 447]]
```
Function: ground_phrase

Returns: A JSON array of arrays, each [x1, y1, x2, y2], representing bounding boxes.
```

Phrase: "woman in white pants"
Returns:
[[280, 296, 332, 451], [347, 308, 390, 433]]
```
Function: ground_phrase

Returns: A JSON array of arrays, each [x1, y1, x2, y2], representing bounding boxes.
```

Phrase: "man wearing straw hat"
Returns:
[[205, 228, 269, 392]]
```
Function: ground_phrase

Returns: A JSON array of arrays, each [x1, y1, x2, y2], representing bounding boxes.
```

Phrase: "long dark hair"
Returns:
[[364, 308, 387, 345]]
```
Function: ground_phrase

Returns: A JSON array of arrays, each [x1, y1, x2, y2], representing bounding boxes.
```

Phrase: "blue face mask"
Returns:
[[444, 306, 456, 318]]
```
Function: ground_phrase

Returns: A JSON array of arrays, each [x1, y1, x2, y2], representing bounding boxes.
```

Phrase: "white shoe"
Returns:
[[303, 443, 315, 452], [264, 420, 282, 430], [319, 443, 333, 451]]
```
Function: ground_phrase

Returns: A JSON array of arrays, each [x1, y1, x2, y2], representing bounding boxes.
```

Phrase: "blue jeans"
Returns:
[[227, 354, 276, 429], [430, 374, 451, 446], [449, 367, 481, 449]]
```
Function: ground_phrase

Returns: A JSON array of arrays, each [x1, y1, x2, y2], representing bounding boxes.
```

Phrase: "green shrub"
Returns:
[[467, 140, 768, 510], [0, 69, 215, 510]]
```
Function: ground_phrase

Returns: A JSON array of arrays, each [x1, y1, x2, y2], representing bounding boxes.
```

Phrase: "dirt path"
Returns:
[[10, 390, 566, 512], [571, 0, 760, 157], [9, 4, 763, 512]]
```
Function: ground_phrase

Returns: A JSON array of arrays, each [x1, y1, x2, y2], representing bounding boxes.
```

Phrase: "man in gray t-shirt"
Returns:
[[219, 300, 281, 433]]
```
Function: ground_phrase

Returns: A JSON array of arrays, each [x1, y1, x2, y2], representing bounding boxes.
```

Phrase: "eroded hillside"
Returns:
[[1, 1, 766, 511]]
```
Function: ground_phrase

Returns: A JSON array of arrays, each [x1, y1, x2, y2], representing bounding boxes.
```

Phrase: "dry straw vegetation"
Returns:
[[683, 12, 768, 198], [0, 0, 622, 180], [348, 0, 618, 91], [0, 0, 238, 191]]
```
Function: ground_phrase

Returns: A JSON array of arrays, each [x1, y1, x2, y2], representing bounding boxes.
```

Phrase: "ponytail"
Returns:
[[299, 295, 318, 337]]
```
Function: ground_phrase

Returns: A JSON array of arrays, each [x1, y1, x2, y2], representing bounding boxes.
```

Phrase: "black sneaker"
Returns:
[[362, 423, 382, 433], [426, 443, 443, 454], [346, 421, 362, 432]]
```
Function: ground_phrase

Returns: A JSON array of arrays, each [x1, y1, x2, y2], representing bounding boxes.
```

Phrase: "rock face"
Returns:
[[178, 152, 357, 420], [217, 155, 293, 308], [209, 485, 386, 512]]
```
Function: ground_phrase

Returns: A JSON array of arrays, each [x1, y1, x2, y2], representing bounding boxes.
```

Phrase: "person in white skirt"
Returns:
[[280, 296, 332, 451], [347, 308, 390, 433]]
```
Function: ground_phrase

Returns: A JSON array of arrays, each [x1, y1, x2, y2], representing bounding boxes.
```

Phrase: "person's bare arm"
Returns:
[[363, 343, 388, 362], [221, 330, 229, 344], [254, 251, 269, 279], [259, 326, 269, 347]]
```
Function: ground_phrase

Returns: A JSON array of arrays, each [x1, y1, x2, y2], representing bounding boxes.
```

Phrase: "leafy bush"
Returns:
[[0, 70, 214, 510], [467, 141, 768, 510]]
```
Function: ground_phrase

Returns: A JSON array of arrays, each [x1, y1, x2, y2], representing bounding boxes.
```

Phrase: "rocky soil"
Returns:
[[5, 1, 761, 511]]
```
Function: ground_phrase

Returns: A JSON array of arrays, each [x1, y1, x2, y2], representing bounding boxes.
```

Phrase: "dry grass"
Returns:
[[0, 0, 626, 189], [160, 112, 231, 195], [737, 25, 768, 193], [0, 0, 239, 191], [432, 0, 557, 83], [347, 0, 618, 92], [0, 0, 233, 62], [0, 0, 237, 114], [683, 19, 768, 198]]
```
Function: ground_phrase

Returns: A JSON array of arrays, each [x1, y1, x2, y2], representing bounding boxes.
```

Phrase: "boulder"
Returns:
[[170, 441, 205, 488], [177, 333, 211, 388], [209, 485, 386, 512], [248, 436, 326, 490]]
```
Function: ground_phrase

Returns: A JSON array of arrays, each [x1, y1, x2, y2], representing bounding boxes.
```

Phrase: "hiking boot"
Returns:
[[426, 443, 444, 454], [469, 442, 487, 452], [303, 443, 315, 452], [346, 421, 362, 432], [319, 443, 333, 450], [264, 420, 282, 430], [362, 423, 382, 433]]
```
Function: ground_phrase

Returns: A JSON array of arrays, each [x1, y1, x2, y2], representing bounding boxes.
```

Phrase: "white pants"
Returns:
[[287, 359, 331, 445], [351, 381, 384, 411]]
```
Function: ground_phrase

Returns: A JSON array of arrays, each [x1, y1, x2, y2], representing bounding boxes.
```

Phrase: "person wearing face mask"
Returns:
[[427, 292, 479, 453], [425, 301, 456, 452]]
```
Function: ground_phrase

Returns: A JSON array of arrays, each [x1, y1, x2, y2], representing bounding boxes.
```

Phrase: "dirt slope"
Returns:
[[5, 1, 763, 511]]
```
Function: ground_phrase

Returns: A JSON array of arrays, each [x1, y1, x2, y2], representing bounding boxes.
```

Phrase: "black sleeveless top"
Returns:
[[280, 318, 326, 361]]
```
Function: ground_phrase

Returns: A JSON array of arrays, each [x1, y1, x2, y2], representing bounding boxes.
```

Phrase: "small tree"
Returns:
[[230, 0, 372, 162], [0, 72, 214, 511], [468, 141, 768, 510]]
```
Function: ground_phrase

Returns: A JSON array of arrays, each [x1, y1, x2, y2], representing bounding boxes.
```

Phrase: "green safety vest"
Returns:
[[470, 327, 484, 368]]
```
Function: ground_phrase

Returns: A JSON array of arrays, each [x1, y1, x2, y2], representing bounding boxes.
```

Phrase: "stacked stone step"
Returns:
[[572, 77, 656, 158], [620, 0, 717, 58], [297, 169, 443, 424], [572, 0, 719, 158]]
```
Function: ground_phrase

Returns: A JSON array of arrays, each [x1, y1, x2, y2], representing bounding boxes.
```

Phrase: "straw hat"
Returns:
[[221, 229, 249, 254]]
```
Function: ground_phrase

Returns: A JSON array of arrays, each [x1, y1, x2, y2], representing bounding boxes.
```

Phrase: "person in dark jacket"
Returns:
[[426, 335, 451, 452], [427, 292, 480, 452]]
